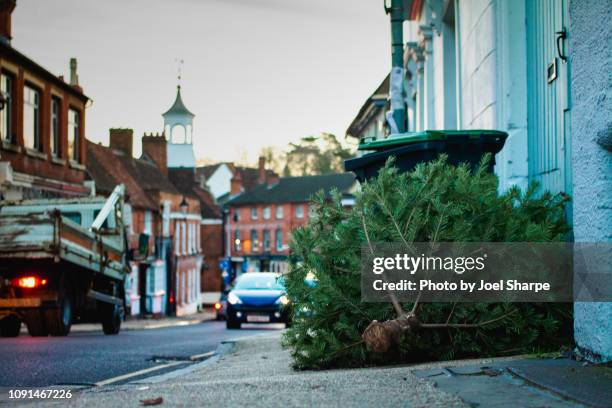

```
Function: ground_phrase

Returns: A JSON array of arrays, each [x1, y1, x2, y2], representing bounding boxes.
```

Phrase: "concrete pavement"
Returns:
[[48, 333, 473, 407], [17, 330, 611, 407]]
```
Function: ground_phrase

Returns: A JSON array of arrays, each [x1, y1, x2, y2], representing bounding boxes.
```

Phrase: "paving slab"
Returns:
[[413, 358, 612, 408]]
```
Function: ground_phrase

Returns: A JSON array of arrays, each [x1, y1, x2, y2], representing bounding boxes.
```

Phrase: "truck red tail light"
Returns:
[[12, 276, 47, 289]]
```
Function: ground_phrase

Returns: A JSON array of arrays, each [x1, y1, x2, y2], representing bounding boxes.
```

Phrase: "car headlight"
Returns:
[[227, 292, 242, 305], [276, 295, 290, 305]]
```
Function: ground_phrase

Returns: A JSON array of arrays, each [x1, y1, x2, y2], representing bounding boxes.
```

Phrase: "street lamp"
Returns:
[[180, 197, 188, 215]]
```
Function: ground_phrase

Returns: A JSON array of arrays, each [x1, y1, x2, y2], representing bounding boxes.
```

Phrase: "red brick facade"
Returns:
[[201, 221, 223, 292], [229, 202, 310, 259], [0, 4, 88, 198]]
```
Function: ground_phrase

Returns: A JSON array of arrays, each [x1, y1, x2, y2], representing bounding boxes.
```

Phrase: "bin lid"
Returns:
[[358, 129, 508, 151]]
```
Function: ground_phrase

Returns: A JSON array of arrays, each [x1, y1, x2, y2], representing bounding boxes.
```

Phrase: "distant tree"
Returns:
[[284, 133, 354, 176], [259, 146, 285, 175]]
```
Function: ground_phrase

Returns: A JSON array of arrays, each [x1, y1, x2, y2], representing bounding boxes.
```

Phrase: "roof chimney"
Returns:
[[142, 132, 168, 176], [0, 0, 16, 45], [69, 58, 79, 86], [258, 156, 266, 184], [230, 171, 243, 196], [109, 128, 133, 157]]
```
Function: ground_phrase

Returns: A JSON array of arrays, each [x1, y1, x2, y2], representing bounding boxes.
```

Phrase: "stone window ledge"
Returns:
[[1, 140, 21, 153], [69, 160, 85, 171], [51, 156, 66, 166], [24, 147, 47, 160]]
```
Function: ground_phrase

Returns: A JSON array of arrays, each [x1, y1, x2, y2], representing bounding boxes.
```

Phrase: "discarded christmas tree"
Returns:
[[283, 155, 572, 369]]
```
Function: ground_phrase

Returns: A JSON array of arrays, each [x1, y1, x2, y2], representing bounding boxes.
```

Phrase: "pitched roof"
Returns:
[[193, 188, 222, 218], [168, 168, 222, 219], [125, 156, 179, 194], [346, 73, 389, 139], [235, 166, 260, 190], [162, 86, 195, 118], [196, 164, 222, 180], [0, 42, 89, 102], [86, 141, 178, 210], [196, 163, 278, 190], [227, 173, 356, 205]]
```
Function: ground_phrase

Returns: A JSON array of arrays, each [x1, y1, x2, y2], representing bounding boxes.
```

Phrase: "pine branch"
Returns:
[[421, 309, 517, 329], [361, 213, 404, 318]]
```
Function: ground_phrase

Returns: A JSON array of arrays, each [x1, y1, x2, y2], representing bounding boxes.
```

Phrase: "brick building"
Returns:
[[0, 0, 89, 199], [87, 129, 202, 317], [167, 167, 223, 305], [226, 172, 357, 276]]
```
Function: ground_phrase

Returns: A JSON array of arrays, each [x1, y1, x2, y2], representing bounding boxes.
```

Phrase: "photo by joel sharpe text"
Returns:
[[371, 278, 551, 294], [360, 242, 612, 303]]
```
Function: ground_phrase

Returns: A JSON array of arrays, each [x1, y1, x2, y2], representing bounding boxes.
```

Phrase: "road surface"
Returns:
[[0, 321, 278, 388]]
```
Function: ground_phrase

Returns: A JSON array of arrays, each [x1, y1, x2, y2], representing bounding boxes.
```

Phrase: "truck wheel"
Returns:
[[46, 294, 73, 336], [24, 311, 48, 337], [0, 315, 21, 337], [101, 304, 122, 335]]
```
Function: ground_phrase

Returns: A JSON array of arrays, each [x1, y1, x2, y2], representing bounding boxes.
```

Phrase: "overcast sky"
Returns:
[[12, 0, 390, 164]]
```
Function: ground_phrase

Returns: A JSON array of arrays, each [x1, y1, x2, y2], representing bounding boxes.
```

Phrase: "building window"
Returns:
[[196, 222, 201, 252], [0, 73, 14, 143], [263, 206, 271, 220], [68, 108, 80, 161], [233, 208, 240, 222], [174, 222, 181, 255], [23, 85, 41, 151], [190, 223, 195, 253], [251, 229, 258, 252], [50, 97, 61, 157], [275, 205, 283, 219], [234, 230, 241, 252], [147, 267, 155, 294], [295, 205, 304, 219], [263, 229, 270, 251], [162, 201, 170, 236], [251, 207, 258, 220], [144, 210, 152, 235], [187, 223, 192, 254], [275, 229, 283, 251]]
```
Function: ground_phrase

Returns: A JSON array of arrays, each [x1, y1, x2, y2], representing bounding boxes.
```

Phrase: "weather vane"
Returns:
[[175, 58, 184, 87]]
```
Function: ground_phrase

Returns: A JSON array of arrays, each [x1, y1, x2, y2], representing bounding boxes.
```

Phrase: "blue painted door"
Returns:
[[526, 0, 571, 197]]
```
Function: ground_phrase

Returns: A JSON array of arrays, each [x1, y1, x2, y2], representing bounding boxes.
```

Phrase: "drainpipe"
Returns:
[[385, 0, 407, 135]]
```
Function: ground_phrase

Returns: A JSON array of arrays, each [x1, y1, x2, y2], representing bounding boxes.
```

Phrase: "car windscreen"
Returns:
[[234, 274, 284, 290]]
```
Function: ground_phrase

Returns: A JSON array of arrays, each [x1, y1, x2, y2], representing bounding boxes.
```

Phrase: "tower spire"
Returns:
[[175, 57, 184, 88]]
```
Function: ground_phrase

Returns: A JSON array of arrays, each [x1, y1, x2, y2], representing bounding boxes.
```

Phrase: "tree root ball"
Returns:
[[362, 314, 420, 353]]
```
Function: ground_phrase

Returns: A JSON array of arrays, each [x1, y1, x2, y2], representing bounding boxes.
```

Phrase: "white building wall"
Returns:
[[432, 31, 446, 129], [457, 0, 497, 130], [492, 0, 529, 191], [405, 0, 529, 191], [206, 164, 234, 199]]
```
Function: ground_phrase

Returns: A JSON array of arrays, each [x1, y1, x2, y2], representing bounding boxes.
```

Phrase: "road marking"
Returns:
[[95, 361, 183, 386], [141, 320, 196, 330], [189, 351, 215, 361]]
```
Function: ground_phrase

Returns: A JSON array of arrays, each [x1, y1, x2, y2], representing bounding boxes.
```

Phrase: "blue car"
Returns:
[[226, 272, 291, 329]]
